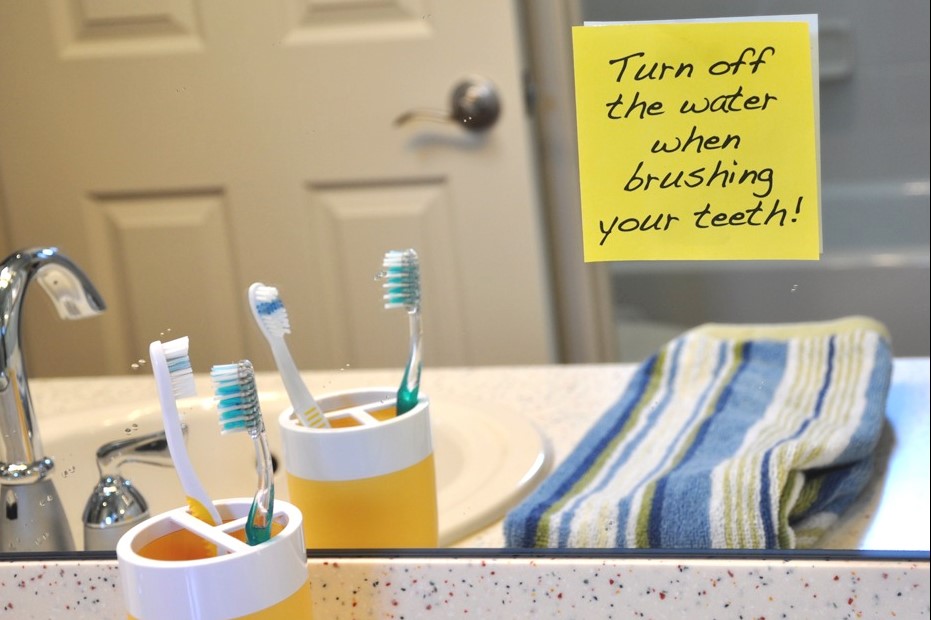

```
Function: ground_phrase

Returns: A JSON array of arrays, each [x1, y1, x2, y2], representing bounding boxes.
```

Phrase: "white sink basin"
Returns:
[[44, 391, 551, 550]]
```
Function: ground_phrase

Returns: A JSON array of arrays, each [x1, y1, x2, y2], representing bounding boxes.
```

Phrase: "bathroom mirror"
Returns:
[[0, 0, 927, 559]]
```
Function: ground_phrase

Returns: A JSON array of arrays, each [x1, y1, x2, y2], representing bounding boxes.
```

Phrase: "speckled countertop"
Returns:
[[3, 361, 929, 618], [3, 553, 929, 618]]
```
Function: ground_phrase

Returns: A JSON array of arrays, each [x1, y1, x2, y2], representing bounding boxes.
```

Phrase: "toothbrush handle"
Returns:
[[269, 339, 328, 428], [150, 341, 221, 526], [164, 413, 221, 525], [397, 311, 423, 415], [246, 431, 274, 546]]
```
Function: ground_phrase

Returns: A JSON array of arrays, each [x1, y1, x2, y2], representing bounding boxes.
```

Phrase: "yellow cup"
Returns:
[[116, 499, 311, 620], [278, 387, 438, 548]]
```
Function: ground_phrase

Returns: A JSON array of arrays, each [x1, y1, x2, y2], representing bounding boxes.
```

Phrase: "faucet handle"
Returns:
[[94, 426, 179, 475], [82, 474, 148, 551], [82, 428, 180, 551]]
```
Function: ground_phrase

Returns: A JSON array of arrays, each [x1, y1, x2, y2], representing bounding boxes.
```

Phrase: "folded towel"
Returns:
[[504, 316, 893, 549]]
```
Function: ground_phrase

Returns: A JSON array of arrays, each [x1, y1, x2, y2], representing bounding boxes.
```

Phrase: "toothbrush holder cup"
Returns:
[[116, 498, 312, 620], [278, 387, 438, 549]]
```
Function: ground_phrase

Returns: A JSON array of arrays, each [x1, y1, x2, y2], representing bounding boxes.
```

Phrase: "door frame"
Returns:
[[521, 0, 617, 363]]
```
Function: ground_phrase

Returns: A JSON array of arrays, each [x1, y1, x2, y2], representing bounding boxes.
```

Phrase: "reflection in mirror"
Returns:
[[1, 0, 928, 560], [570, 0, 929, 557], [21, 360, 931, 558]]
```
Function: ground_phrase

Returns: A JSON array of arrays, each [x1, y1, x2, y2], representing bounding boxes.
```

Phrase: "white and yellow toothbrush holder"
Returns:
[[278, 387, 438, 548], [116, 498, 312, 620]]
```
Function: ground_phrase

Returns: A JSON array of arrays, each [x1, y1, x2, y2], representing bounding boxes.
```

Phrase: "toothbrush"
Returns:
[[248, 282, 330, 428], [379, 249, 422, 415], [211, 360, 274, 546], [149, 337, 221, 526]]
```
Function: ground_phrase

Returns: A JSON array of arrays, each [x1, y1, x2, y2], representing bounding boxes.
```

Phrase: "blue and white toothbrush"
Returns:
[[379, 249, 422, 415], [211, 360, 274, 546], [149, 337, 222, 526], [248, 282, 330, 429]]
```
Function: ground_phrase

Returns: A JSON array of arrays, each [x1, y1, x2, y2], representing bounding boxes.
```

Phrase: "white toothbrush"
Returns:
[[248, 282, 330, 428], [149, 336, 222, 525]]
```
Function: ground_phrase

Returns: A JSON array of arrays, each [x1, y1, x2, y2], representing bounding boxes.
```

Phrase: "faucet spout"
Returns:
[[0, 247, 106, 552]]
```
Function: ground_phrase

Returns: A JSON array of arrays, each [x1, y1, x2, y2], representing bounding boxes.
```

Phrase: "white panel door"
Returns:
[[0, 0, 556, 376]]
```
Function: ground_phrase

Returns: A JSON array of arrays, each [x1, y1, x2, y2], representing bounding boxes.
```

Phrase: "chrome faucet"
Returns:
[[0, 247, 106, 552]]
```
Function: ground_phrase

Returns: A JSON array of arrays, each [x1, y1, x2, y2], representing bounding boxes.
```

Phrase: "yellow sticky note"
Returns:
[[574, 19, 820, 261]]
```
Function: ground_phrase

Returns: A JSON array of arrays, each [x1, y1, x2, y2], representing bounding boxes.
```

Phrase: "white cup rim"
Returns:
[[116, 499, 308, 620], [277, 388, 433, 481]]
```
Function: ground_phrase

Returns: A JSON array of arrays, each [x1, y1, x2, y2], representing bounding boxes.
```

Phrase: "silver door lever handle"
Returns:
[[395, 76, 501, 132]]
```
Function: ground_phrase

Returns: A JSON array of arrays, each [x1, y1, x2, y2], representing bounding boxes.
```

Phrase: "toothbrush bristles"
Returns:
[[381, 249, 420, 311], [161, 336, 196, 399], [252, 284, 291, 335], [212, 361, 263, 435]]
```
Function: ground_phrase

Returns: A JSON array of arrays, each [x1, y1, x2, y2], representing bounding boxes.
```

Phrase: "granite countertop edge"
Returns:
[[1, 552, 928, 619]]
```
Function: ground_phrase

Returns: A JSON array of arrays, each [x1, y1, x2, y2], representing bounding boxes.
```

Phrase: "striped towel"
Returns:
[[504, 316, 893, 549]]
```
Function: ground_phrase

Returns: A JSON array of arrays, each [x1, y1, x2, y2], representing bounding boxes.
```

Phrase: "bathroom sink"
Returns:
[[43, 392, 552, 550]]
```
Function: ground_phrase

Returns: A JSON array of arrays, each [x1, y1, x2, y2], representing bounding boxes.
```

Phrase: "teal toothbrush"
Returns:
[[211, 360, 274, 545], [379, 249, 422, 415]]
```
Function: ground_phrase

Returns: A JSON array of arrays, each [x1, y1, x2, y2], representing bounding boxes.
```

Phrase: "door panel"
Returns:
[[308, 179, 469, 368], [81, 190, 246, 373], [0, 0, 556, 377]]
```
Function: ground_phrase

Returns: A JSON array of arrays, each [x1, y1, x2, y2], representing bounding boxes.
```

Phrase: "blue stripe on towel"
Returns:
[[647, 340, 790, 547], [558, 338, 686, 547], [649, 341, 744, 547], [641, 339, 734, 547], [834, 339, 892, 463], [502, 354, 659, 547], [760, 337, 836, 547], [644, 341, 730, 548], [559, 345, 680, 547]]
